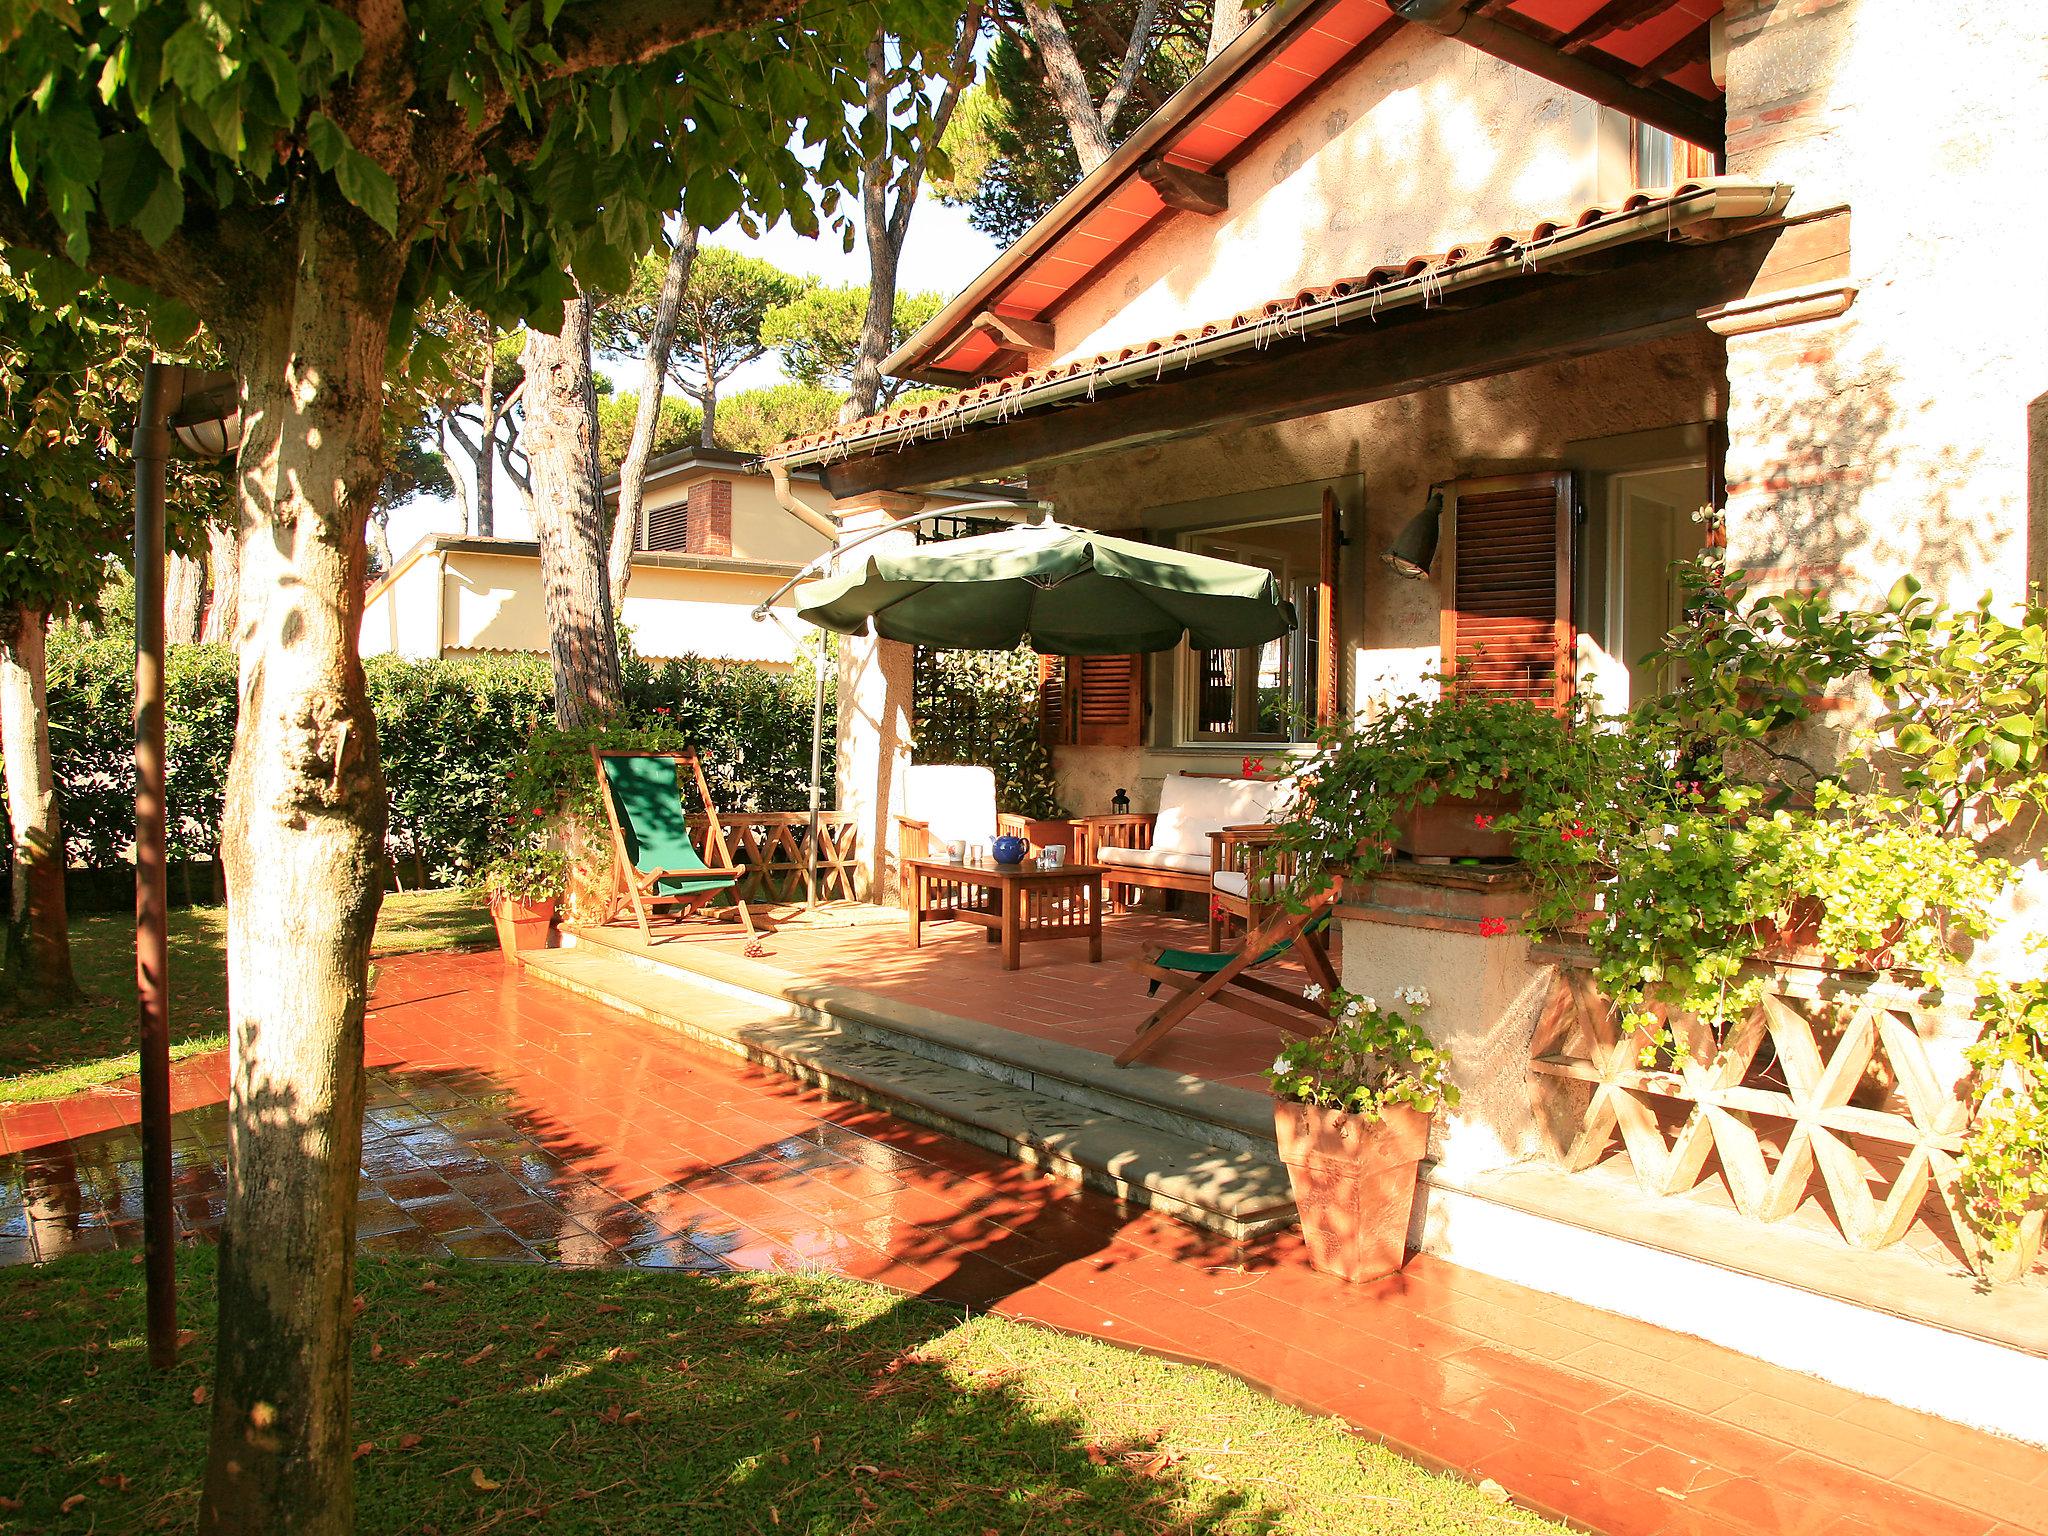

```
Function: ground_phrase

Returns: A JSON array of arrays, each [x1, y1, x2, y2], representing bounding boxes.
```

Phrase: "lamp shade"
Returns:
[[1383, 490, 1443, 580], [167, 373, 244, 460]]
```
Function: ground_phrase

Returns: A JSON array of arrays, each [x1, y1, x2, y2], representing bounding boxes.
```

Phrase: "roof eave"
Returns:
[[780, 179, 1790, 473], [882, 0, 1328, 381]]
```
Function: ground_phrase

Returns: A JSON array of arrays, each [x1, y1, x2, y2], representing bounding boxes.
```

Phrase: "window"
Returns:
[[1179, 516, 1324, 744], [1632, 120, 1718, 186], [1440, 473, 1575, 709], [1580, 462, 1712, 712]]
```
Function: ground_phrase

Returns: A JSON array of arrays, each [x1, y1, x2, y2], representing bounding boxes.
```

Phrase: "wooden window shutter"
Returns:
[[1071, 653, 1145, 746], [1440, 472, 1575, 709], [1037, 653, 1144, 746], [1035, 653, 1067, 745], [1317, 487, 1341, 728], [645, 498, 688, 552]]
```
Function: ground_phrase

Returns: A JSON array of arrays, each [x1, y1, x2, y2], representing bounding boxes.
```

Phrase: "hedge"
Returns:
[[10, 630, 1057, 891], [15, 633, 834, 888]]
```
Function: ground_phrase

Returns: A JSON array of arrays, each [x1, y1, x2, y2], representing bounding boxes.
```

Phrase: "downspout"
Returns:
[[768, 458, 842, 541]]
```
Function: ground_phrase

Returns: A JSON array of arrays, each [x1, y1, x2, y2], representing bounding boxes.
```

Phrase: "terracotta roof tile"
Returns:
[[774, 180, 1747, 464]]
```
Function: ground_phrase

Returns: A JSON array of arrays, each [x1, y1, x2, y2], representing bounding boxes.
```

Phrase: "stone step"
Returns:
[[561, 919, 1283, 1157], [519, 945, 1297, 1241]]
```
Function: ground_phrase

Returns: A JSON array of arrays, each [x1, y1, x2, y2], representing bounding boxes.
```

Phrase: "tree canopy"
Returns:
[[0, 252, 216, 620], [0, 0, 968, 340], [762, 280, 943, 405], [937, 1, 1210, 242]]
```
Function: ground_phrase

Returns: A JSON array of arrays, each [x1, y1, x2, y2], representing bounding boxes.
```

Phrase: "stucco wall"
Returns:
[[359, 549, 444, 660], [1719, 0, 2048, 608], [438, 550, 805, 665], [1037, 331, 1724, 806], [640, 468, 834, 567], [1051, 27, 1608, 368]]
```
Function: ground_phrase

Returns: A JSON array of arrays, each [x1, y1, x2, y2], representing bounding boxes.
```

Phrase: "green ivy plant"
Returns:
[[474, 843, 567, 906], [1267, 984, 1457, 1121], [1961, 965, 2048, 1260], [911, 644, 1064, 819]]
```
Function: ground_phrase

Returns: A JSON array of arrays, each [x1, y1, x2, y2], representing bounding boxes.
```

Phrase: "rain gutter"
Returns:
[[777, 180, 1791, 474]]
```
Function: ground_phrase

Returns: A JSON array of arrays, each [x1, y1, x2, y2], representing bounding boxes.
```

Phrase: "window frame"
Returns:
[[1173, 512, 1324, 748]]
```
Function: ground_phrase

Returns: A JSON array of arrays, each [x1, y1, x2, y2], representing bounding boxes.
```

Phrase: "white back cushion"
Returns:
[[905, 764, 997, 847], [1151, 775, 1288, 858]]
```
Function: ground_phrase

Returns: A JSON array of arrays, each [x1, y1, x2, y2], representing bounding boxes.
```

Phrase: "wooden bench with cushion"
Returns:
[[1073, 773, 1291, 943]]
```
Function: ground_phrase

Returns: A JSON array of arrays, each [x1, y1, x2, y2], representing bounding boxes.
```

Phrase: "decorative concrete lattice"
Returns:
[[1527, 965, 2028, 1280], [691, 813, 864, 904]]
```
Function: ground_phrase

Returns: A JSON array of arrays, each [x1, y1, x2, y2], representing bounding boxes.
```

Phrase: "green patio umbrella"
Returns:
[[792, 518, 1297, 655]]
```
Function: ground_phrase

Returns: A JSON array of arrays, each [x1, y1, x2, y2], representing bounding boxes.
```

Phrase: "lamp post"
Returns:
[[133, 362, 240, 1370]]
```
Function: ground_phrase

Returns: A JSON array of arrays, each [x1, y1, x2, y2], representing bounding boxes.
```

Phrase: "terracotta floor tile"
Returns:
[[3, 947, 2032, 1536]]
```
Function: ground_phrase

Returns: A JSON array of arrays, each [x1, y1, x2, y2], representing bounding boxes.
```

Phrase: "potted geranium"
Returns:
[[1275, 687, 1595, 873], [477, 842, 568, 959], [1267, 985, 1457, 1282]]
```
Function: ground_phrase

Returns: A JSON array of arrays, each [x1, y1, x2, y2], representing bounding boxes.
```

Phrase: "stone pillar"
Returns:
[[832, 492, 926, 902], [1337, 866, 1555, 1179]]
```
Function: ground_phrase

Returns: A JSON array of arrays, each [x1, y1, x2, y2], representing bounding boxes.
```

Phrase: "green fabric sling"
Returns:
[[599, 755, 735, 897]]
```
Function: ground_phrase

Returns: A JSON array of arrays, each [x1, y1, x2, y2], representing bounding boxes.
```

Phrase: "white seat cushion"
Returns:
[[1211, 868, 1283, 900], [1151, 775, 1289, 859], [1098, 844, 1210, 875], [904, 764, 996, 849]]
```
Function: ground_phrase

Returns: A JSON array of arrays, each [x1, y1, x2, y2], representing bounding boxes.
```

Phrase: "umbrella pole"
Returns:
[[806, 631, 825, 910]]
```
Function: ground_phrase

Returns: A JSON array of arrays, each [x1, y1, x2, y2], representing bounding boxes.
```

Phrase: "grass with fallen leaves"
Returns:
[[0, 1249, 1566, 1535], [0, 888, 492, 1105]]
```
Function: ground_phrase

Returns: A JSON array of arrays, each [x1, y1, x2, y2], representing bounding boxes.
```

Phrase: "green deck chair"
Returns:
[[1118, 888, 1337, 1067], [592, 748, 758, 943]]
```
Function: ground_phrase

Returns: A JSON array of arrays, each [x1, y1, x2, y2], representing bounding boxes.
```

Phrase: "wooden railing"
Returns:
[[689, 812, 866, 905], [1526, 955, 2034, 1281]]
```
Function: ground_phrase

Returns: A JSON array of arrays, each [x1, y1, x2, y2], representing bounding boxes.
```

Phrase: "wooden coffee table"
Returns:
[[905, 858, 1104, 971]]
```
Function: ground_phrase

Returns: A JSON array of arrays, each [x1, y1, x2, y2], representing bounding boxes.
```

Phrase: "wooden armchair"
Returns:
[[894, 764, 1048, 903], [1206, 824, 1300, 948]]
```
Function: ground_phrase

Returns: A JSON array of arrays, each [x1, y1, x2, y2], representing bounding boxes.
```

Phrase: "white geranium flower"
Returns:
[[1271, 1055, 1292, 1076], [1302, 983, 1323, 1001], [1355, 996, 1377, 1014], [1395, 985, 1431, 1008]]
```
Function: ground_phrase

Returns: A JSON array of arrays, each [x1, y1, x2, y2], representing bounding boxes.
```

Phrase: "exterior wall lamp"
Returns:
[[1383, 488, 1443, 580]]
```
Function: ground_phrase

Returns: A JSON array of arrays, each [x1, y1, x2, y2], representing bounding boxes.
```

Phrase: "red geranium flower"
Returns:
[[654, 706, 671, 715], [1478, 917, 1510, 937], [1472, 813, 1495, 830], [530, 808, 544, 817], [1241, 755, 1264, 775]]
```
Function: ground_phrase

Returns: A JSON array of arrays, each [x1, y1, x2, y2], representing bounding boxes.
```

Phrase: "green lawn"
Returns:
[[0, 888, 492, 1106], [0, 1250, 1562, 1535]]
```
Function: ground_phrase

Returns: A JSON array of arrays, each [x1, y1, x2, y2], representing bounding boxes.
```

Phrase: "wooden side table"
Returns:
[[905, 858, 1104, 971]]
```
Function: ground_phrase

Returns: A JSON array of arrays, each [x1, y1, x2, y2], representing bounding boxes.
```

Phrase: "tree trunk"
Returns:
[[697, 363, 718, 448], [609, 223, 698, 618], [522, 295, 623, 727], [166, 553, 207, 645], [1020, 0, 1113, 172], [201, 521, 240, 646], [476, 324, 498, 537], [367, 509, 393, 575], [198, 193, 395, 1536], [0, 604, 77, 1004], [1207, 0, 1250, 60]]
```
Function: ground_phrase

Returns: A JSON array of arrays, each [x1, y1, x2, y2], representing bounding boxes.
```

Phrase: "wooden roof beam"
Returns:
[[970, 311, 1055, 352], [1628, 20, 1714, 88], [816, 219, 1804, 497], [1558, 0, 1676, 55], [1138, 158, 1230, 215]]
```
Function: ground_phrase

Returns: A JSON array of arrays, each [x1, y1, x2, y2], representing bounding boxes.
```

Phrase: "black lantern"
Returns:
[[1383, 489, 1442, 581]]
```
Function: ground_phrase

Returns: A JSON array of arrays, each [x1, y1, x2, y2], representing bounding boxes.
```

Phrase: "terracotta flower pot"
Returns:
[[490, 895, 558, 959], [1392, 790, 1520, 860], [1273, 1100, 1432, 1283]]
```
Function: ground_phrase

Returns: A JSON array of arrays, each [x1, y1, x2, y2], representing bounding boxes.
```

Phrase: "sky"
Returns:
[[391, 192, 1001, 555]]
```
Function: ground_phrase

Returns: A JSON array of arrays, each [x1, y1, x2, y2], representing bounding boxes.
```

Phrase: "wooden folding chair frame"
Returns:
[[1118, 887, 1339, 1068], [591, 747, 759, 944]]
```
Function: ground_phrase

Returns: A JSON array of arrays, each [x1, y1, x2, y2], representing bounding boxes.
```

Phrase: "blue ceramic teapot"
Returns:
[[990, 834, 1028, 866]]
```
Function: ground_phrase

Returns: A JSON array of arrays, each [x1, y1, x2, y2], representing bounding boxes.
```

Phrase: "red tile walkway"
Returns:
[[3, 950, 2042, 1536]]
